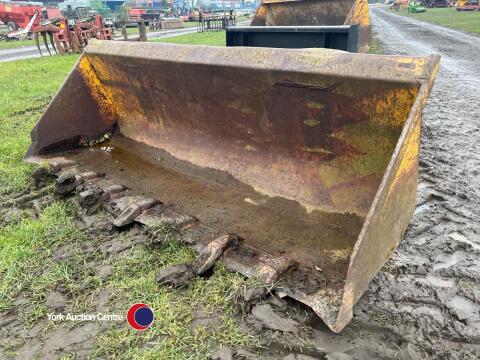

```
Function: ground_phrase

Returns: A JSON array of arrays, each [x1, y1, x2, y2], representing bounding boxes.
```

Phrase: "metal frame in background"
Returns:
[[226, 25, 359, 52]]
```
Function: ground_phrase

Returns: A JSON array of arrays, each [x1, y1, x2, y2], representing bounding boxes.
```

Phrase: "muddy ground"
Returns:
[[1, 8, 480, 360]]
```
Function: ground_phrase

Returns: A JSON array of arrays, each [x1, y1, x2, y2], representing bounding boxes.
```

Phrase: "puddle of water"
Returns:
[[433, 252, 459, 271], [418, 181, 434, 190], [448, 296, 480, 321], [417, 274, 455, 288], [45, 136, 366, 281], [449, 232, 480, 251], [413, 237, 428, 246], [449, 232, 468, 242], [414, 203, 429, 215]]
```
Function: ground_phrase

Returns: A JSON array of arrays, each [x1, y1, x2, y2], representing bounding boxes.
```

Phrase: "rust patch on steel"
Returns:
[[78, 56, 119, 127], [251, 0, 372, 52]]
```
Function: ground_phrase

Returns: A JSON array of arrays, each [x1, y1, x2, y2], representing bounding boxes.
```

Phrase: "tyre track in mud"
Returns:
[[350, 8, 480, 358]]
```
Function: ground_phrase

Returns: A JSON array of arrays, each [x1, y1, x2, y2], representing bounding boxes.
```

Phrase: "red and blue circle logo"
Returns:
[[127, 303, 154, 330]]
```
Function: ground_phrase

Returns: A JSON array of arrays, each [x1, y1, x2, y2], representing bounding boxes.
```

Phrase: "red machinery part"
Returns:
[[0, 2, 61, 31], [0, 2, 40, 30]]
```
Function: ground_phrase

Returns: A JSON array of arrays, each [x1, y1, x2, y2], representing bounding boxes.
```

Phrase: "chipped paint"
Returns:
[[303, 118, 322, 127]]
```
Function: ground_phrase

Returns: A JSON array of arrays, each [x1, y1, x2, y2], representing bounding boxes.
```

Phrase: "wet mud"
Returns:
[[55, 135, 363, 279]]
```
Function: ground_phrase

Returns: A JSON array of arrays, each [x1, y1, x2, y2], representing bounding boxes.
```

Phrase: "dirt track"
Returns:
[[332, 8, 480, 359]]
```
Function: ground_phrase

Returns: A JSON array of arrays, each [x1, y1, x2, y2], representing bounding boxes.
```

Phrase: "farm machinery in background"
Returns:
[[0, 1, 59, 40], [195, 9, 235, 32], [421, 0, 448, 7], [391, 0, 449, 9], [407, 1, 426, 11], [392, 0, 479, 9], [229, 0, 371, 53], [391, 0, 409, 9], [0, 1, 60, 32], [107, 4, 183, 30], [31, 14, 112, 56], [0, 1, 112, 55], [455, 0, 479, 10]]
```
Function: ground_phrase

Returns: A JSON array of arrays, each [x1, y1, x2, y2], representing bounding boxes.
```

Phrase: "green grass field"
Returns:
[[183, 21, 200, 28], [0, 31, 257, 358], [153, 31, 226, 46], [392, 7, 480, 34]]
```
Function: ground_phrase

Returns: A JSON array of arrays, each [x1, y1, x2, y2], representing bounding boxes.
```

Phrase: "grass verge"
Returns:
[[0, 55, 78, 194], [390, 7, 480, 34], [368, 31, 384, 54], [153, 30, 226, 46]]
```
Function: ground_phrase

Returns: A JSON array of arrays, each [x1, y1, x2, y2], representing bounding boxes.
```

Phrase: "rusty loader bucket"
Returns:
[[25, 41, 439, 332], [251, 0, 372, 52]]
